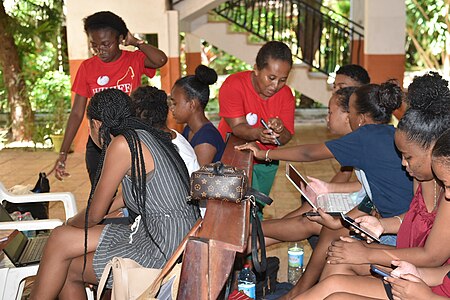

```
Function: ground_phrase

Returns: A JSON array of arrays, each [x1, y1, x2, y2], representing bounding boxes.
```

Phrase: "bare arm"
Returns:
[[224, 116, 273, 143], [67, 136, 132, 228], [236, 142, 334, 162], [125, 32, 167, 69], [366, 198, 450, 267], [194, 143, 217, 166], [51, 94, 88, 180], [331, 168, 354, 183]]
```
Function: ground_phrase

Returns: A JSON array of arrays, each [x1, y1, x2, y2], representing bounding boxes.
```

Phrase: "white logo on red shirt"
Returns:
[[246, 112, 258, 126], [97, 76, 110, 86]]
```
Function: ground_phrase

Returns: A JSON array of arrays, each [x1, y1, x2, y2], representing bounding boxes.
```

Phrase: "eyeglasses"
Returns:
[[90, 41, 116, 54]]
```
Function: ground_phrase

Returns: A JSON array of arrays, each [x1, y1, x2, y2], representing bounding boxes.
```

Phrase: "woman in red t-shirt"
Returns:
[[51, 11, 167, 185]]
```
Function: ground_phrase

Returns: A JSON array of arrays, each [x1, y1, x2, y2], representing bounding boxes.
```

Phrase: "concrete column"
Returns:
[[184, 33, 202, 75], [363, 0, 406, 85], [159, 10, 183, 132]]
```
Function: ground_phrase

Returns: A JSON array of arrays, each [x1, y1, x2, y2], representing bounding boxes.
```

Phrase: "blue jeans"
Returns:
[[380, 234, 397, 246]]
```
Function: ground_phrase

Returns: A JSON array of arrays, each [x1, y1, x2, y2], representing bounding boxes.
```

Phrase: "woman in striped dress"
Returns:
[[30, 89, 200, 299]]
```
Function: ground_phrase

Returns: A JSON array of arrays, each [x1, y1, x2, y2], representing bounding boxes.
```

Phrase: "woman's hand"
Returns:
[[390, 260, 421, 279], [235, 142, 265, 160], [268, 117, 284, 134], [353, 215, 384, 241], [49, 153, 70, 181], [327, 236, 369, 264], [306, 208, 343, 230], [124, 31, 139, 47], [259, 127, 281, 145], [307, 177, 332, 194], [386, 274, 435, 300]]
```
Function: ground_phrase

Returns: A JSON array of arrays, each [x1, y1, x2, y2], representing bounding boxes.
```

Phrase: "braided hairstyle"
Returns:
[[83, 11, 128, 37], [173, 65, 218, 109], [82, 89, 190, 272], [353, 80, 403, 124], [131, 86, 169, 130], [398, 72, 450, 149]]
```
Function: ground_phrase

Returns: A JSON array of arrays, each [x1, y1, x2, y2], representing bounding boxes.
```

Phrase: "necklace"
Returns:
[[434, 180, 442, 209]]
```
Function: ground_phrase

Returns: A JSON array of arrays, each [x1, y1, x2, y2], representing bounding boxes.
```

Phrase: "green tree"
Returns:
[[405, 0, 450, 74], [0, 0, 67, 141], [0, 0, 33, 141]]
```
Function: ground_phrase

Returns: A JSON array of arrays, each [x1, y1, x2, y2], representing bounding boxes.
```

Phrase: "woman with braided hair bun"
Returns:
[[170, 64, 225, 166], [30, 89, 200, 299]]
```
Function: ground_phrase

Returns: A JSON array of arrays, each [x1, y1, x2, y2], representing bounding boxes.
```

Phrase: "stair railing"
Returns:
[[212, 0, 364, 76]]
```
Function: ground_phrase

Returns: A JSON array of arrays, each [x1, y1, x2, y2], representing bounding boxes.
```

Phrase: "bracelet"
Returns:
[[394, 215, 402, 225], [265, 149, 272, 162], [59, 151, 67, 156], [136, 40, 145, 48]]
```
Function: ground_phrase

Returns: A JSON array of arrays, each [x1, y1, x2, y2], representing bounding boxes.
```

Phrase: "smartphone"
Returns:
[[260, 118, 281, 146], [302, 211, 342, 217], [341, 215, 381, 243], [370, 264, 392, 278]]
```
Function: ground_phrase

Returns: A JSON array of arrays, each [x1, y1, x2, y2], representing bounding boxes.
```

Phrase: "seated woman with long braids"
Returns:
[[30, 89, 200, 299]]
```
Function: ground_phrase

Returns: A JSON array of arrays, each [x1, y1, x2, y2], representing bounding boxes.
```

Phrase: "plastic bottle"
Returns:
[[21, 212, 36, 238], [237, 264, 256, 299], [9, 211, 22, 221], [288, 242, 304, 284]]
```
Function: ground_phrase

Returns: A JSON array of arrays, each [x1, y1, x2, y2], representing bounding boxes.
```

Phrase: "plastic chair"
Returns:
[[0, 182, 94, 300]]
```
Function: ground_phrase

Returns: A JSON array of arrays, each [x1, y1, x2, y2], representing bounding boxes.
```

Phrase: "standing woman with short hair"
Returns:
[[52, 11, 167, 185]]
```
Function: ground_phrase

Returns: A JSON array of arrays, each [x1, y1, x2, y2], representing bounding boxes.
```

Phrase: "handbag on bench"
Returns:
[[189, 162, 272, 274]]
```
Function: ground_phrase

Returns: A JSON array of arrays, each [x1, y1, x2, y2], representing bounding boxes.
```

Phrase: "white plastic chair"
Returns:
[[0, 182, 93, 300]]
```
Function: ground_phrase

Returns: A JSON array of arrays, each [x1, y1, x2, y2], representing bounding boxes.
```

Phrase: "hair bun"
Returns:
[[195, 65, 218, 85], [406, 72, 450, 115], [378, 80, 403, 113]]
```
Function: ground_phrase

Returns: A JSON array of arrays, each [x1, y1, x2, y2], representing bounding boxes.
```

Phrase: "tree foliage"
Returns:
[[405, 0, 450, 73], [0, 0, 69, 141]]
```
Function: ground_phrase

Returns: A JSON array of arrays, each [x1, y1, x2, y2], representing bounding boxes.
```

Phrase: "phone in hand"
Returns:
[[370, 264, 392, 278], [260, 118, 281, 146], [341, 215, 381, 243], [302, 211, 342, 217]]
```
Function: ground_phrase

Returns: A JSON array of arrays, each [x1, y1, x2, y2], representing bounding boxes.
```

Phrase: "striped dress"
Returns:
[[93, 130, 200, 287]]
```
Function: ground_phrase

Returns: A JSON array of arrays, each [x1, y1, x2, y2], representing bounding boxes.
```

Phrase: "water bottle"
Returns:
[[21, 212, 36, 238], [288, 242, 304, 284], [9, 211, 22, 221], [237, 264, 256, 299]]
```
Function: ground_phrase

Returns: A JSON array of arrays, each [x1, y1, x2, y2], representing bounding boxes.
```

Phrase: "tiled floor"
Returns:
[[0, 122, 341, 286]]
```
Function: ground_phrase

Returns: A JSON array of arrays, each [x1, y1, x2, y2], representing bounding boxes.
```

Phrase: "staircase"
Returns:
[[173, 0, 364, 106]]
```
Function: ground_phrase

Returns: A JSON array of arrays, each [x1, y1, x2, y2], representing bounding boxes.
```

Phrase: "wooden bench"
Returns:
[[177, 134, 253, 299]]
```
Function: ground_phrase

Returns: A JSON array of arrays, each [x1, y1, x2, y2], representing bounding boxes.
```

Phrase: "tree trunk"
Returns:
[[0, 1, 33, 141]]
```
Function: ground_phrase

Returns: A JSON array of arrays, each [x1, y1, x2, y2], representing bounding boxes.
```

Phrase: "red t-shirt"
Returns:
[[72, 50, 156, 98], [217, 71, 295, 150]]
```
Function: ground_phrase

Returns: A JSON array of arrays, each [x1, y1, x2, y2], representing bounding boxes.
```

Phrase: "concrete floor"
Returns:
[[0, 122, 341, 285]]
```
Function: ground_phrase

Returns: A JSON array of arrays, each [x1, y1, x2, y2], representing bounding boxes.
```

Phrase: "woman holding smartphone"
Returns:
[[292, 127, 450, 300]]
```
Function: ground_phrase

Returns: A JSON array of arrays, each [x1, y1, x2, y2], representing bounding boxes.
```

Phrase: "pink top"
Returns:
[[396, 184, 438, 249], [431, 271, 450, 297]]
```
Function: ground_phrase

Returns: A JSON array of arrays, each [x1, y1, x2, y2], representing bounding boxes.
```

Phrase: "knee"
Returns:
[[324, 293, 347, 300]]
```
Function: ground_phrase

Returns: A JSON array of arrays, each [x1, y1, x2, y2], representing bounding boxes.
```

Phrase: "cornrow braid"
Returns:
[[82, 89, 191, 275]]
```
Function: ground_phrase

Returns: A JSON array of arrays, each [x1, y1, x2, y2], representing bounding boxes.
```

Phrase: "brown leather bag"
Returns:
[[190, 162, 248, 203]]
